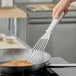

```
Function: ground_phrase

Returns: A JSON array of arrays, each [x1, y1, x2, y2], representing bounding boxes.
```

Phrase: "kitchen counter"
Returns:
[[0, 23, 30, 49], [51, 57, 76, 76], [0, 5, 27, 18], [16, 2, 76, 12], [16, 3, 76, 19]]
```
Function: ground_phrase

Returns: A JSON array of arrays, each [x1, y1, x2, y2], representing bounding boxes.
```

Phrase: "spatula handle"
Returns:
[[46, 12, 64, 33]]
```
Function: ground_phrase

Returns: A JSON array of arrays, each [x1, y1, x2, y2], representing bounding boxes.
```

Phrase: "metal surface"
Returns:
[[0, 48, 51, 73], [0, 57, 76, 74], [14, 18, 17, 36], [6, 18, 18, 36], [6, 18, 10, 31]]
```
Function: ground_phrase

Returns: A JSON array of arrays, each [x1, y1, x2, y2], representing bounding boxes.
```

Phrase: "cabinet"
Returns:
[[52, 23, 76, 63], [9, 18, 28, 43], [0, 5, 27, 36], [28, 22, 76, 63], [17, 18, 28, 43]]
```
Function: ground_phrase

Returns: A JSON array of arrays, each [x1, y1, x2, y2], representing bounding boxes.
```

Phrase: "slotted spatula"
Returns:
[[27, 12, 64, 63], [32, 12, 64, 51]]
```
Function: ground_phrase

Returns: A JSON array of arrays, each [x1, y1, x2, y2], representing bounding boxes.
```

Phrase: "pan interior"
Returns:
[[0, 60, 48, 67]]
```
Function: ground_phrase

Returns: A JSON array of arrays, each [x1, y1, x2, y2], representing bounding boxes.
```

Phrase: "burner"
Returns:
[[0, 68, 59, 76]]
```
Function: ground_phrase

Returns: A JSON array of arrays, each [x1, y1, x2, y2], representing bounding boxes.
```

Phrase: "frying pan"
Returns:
[[1, 60, 76, 74], [0, 61, 48, 74], [0, 49, 76, 74], [1, 48, 76, 74], [0, 49, 50, 74]]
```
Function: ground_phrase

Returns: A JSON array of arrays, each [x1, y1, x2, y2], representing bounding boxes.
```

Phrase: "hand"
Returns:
[[53, 0, 71, 19]]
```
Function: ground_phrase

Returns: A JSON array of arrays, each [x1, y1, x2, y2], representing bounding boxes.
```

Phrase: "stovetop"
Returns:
[[0, 68, 59, 76]]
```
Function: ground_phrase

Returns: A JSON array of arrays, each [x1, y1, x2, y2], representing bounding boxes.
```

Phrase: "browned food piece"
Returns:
[[0, 60, 32, 66]]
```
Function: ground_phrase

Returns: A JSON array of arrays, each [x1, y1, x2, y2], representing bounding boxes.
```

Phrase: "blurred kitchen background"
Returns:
[[15, 0, 57, 3], [1, 0, 76, 63]]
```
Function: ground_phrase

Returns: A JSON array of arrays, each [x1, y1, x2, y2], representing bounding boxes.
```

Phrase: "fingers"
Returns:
[[53, 6, 67, 19], [54, 8, 63, 19], [53, 5, 59, 19], [53, 0, 70, 19]]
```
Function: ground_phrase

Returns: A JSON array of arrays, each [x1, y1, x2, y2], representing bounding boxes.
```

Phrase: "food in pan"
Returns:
[[6, 36, 16, 43], [0, 60, 32, 66]]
